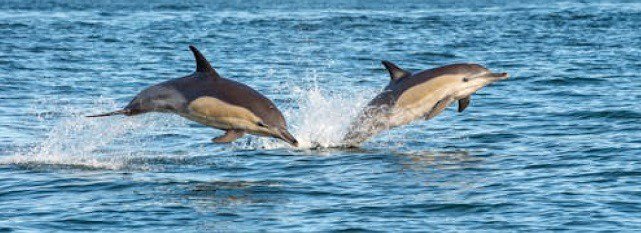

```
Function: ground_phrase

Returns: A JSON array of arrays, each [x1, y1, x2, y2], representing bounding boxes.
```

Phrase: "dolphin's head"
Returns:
[[453, 71, 509, 99], [124, 85, 186, 115], [265, 125, 299, 147], [250, 107, 299, 147], [87, 84, 186, 117]]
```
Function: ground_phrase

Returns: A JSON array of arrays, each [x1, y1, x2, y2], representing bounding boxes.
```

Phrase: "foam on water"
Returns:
[[3, 118, 137, 170], [0, 99, 166, 170]]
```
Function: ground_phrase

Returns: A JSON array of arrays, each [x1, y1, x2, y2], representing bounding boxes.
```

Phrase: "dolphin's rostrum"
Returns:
[[88, 46, 298, 147], [343, 61, 509, 146]]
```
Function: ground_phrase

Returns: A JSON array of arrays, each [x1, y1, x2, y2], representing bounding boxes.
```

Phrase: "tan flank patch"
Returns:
[[395, 74, 464, 110], [187, 97, 261, 129]]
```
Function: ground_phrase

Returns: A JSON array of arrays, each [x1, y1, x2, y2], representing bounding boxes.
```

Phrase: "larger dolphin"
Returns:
[[343, 61, 508, 146], [88, 46, 298, 147]]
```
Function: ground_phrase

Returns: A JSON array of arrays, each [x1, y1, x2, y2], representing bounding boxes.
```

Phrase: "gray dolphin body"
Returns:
[[89, 46, 298, 147], [343, 61, 508, 146]]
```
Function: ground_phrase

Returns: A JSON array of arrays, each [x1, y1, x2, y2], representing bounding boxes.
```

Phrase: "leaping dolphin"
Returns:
[[343, 61, 508, 146], [88, 46, 299, 147]]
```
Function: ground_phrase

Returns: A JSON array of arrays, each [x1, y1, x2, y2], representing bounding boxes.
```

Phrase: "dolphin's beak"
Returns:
[[86, 109, 130, 118], [483, 72, 509, 81], [277, 128, 299, 147]]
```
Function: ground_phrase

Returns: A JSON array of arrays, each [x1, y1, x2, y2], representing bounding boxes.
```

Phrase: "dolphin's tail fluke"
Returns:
[[278, 129, 299, 147], [86, 109, 129, 118]]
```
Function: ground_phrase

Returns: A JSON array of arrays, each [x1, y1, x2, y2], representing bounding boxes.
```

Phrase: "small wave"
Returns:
[[417, 15, 443, 22], [346, 202, 514, 213], [547, 10, 599, 21], [75, 21, 104, 27], [102, 38, 121, 43], [563, 110, 641, 120], [0, 22, 29, 28], [97, 11, 128, 17], [153, 4, 195, 11], [530, 9, 602, 21], [1, 155, 127, 170], [532, 76, 607, 85], [292, 22, 322, 31], [409, 51, 459, 59]]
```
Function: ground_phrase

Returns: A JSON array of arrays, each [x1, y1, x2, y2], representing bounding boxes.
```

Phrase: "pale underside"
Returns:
[[388, 74, 464, 127], [183, 96, 271, 136]]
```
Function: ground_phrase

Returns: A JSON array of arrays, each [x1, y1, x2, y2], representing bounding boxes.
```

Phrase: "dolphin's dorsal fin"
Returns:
[[382, 60, 411, 80], [189, 45, 220, 78]]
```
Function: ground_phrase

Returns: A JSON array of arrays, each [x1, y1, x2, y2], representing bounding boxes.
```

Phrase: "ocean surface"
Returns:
[[1, 0, 640, 232]]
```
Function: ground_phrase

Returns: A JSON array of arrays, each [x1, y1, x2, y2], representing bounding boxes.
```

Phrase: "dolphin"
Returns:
[[343, 61, 508, 146], [88, 46, 299, 147]]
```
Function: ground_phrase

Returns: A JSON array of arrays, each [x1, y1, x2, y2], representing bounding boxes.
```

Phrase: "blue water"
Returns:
[[1, 0, 640, 232]]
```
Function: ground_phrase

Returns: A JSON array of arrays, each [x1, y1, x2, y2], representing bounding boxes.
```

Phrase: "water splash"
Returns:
[[0, 99, 175, 170], [249, 85, 374, 149], [290, 86, 372, 148], [3, 117, 138, 170]]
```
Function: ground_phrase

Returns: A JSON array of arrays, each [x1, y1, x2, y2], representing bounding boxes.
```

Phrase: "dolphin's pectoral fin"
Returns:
[[424, 98, 451, 120], [458, 96, 470, 112], [212, 130, 245, 143]]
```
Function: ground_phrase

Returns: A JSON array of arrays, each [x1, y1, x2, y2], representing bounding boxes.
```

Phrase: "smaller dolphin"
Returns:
[[343, 61, 508, 146], [88, 46, 298, 147]]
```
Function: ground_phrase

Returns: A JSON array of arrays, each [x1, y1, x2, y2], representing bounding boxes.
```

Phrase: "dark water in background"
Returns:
[[1, 0, 640, 231]]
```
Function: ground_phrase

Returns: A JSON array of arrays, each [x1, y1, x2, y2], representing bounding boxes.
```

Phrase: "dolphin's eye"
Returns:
[[257, 122, 268, 128], [463, 77, 469, 82]]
